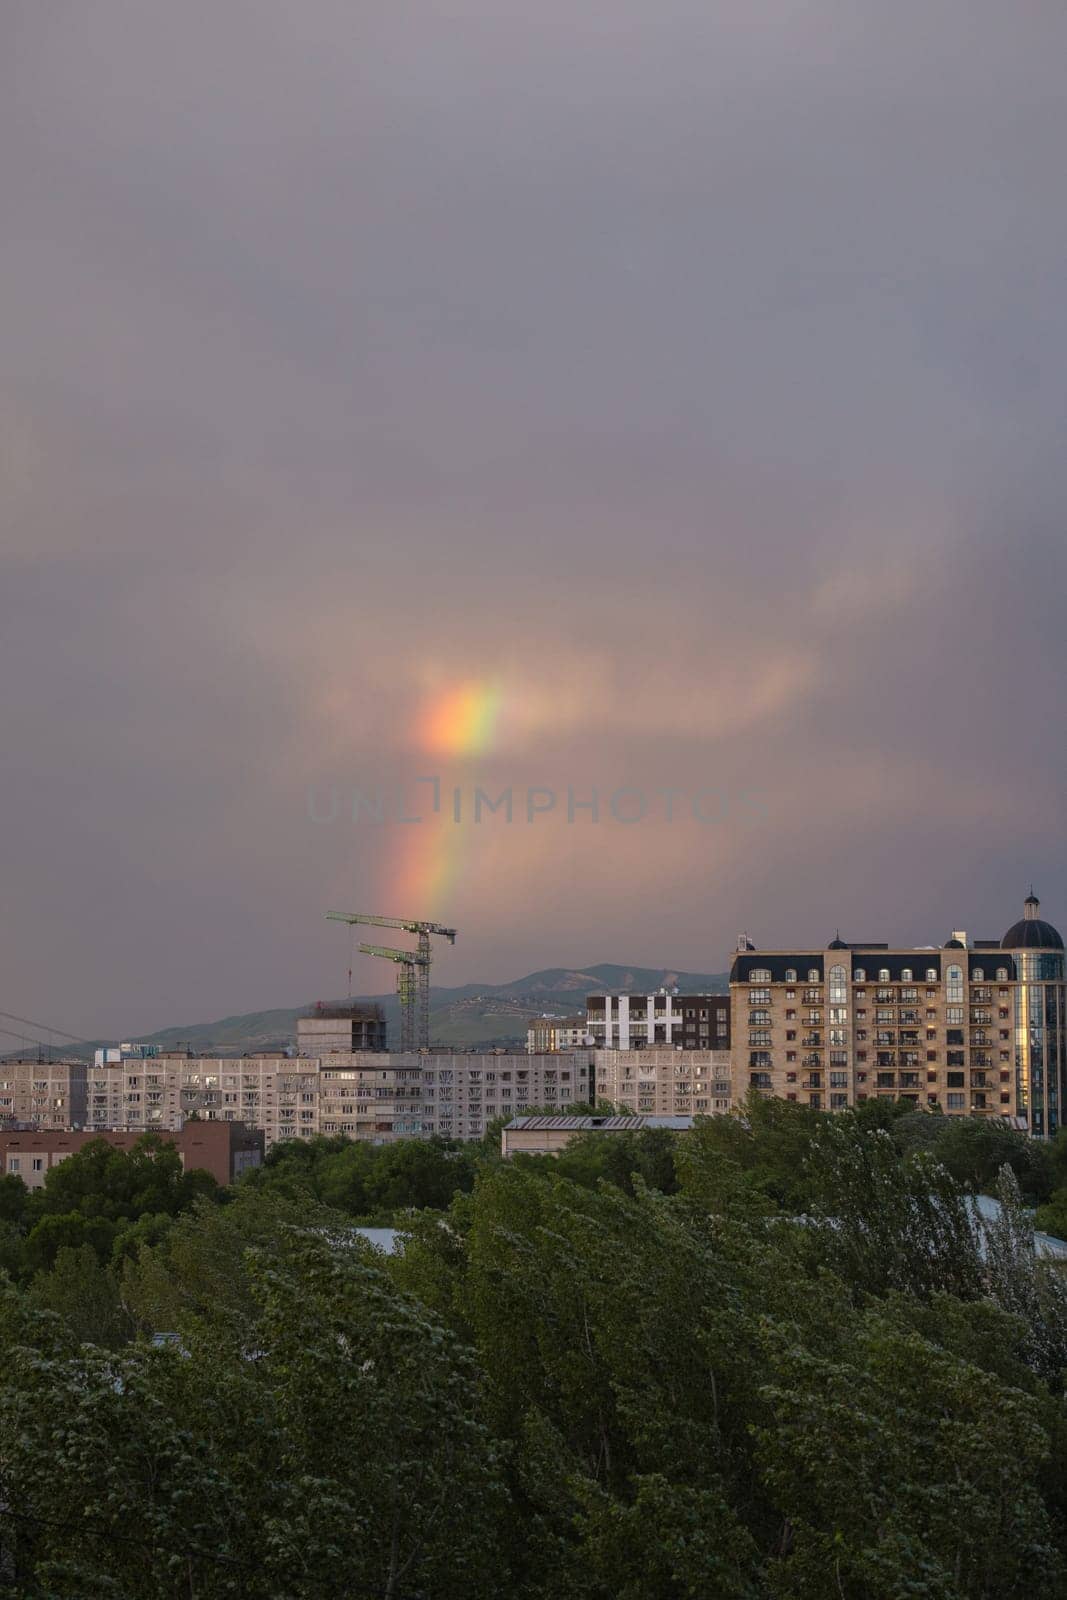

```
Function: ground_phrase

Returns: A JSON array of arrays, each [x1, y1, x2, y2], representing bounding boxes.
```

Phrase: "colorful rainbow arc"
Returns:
[[386, 681, 504, 917]]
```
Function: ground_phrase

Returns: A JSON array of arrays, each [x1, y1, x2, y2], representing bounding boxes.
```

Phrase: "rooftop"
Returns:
[[505, 1114, 695, 1132]]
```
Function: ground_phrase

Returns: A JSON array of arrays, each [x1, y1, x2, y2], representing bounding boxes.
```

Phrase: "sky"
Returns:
[[2, 1, 1066, 1040]]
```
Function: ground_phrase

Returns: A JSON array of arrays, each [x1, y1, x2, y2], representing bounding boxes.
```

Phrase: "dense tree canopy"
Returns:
[[2, 1103, 1067, 1597]]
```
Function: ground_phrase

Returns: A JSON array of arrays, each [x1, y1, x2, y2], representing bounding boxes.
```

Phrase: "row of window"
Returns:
[[750, 965, 1011, 985]]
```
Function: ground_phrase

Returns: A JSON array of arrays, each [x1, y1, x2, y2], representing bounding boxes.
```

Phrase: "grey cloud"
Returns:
[[1, 1, 1065, 1033]]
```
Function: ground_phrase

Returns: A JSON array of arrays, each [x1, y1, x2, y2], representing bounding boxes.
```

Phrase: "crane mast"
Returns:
[[327, 911, 457, 1051]]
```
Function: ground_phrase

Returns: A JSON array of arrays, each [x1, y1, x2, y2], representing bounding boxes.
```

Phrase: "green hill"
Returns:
[[21, 964, 729, 1058]]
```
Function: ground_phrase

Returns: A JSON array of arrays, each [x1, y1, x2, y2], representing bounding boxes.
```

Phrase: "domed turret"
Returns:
[[1001, 891, 1063, 951]]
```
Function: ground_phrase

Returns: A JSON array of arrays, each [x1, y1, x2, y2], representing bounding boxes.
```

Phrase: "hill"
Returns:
[[24, 964, 729, 1058]]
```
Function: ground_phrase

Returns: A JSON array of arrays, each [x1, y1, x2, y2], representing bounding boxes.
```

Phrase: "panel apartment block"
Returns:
[[594, 1049, 733, 1116], [0, 1059, 87, 1129]]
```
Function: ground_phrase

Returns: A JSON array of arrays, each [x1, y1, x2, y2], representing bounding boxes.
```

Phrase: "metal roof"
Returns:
[[504, 1115, 695, 1132]]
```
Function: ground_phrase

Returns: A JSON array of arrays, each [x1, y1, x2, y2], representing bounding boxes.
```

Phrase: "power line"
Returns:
[[0, 1009, 90, 1045]]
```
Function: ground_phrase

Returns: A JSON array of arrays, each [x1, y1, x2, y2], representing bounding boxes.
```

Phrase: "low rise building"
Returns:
[[502, 1113, 694, 1158], [594, 1048, 732, 1116], [586, 992, 729, 1050], [0, 1120, 263, 1188], [0, 1059, 87, 1129]]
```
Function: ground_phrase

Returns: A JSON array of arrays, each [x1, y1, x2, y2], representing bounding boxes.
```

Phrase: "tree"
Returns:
[[755, 1305, 1061, 1598], [24, 1211, 117, 1276], [26, 1135, 222, 1245], [26, 1243, 131, 1348], [0, 1232, 507, 1598], [0, 1171, 27, 1225]]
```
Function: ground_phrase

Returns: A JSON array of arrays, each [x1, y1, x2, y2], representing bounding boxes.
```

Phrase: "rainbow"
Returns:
[[415, 681, 503, 757], [384, 681, 504, 917]]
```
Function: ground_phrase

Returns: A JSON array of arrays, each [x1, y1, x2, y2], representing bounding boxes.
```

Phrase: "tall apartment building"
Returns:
[[0, 1060, 87, 1129], [526, 1016, 591, 1053], [296, 1002, 387, 1055], [86, 1051, 593, 1148], [586, 992, 729, 1050], [729, 894, 1065, 1135], [594, 1049, 732, 1116]]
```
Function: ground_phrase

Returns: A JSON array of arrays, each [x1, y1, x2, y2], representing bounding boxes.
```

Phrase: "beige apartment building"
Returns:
[[729, 894, 1066, 1135], [0, 1060, 87, 1129], [594, 1049, 732, 1116], [86, 1051, 593, 1148]]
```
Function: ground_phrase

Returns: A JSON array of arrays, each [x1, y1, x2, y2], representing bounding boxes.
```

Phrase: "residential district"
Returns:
[[2, 892, 1063, 1183]]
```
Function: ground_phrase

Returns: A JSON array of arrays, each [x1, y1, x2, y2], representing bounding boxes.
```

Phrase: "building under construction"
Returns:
[[297, 1002, 386, 1056], [326, 912, 457, 1051]]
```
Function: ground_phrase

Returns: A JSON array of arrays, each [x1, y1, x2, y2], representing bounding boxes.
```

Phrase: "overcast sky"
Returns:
[[2, 1, 1065, 1039]]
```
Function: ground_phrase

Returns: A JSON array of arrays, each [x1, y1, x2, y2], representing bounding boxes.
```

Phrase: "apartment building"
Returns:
[[86, 1051, 593, 1148], [526, 1016, 591, 1053], [729, 893, 1065, 1135], [0, 1059, 87, 1129], [586, 992, 729, 1051], [594, 1049, 732, 1116]]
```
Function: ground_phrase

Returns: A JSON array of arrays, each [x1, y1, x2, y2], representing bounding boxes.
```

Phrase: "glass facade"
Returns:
[[1014, 950, 1065, 1136]]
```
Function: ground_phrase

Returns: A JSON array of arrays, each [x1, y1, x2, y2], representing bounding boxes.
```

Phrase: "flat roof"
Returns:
[[505, 1115, 695, 1132]]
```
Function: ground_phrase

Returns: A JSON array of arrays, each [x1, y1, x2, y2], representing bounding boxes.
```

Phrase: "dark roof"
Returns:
[[970, 955, 1015, 978], [828, 935, 848, 950], [1001, 918, 1063, 951], [731, 955, 824, 983], [731, 951, 956, 983], [944, 938, 965, 949]]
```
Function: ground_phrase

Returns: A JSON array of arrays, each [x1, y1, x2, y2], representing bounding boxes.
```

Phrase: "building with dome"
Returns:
[[1000, 893, 1065, 1137], [728, 894, 1066, 1135]]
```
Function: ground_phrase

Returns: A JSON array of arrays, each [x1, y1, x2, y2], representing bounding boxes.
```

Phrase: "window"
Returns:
[[946, 1093, 965, 1110], [879, 969, 890, 984], [926, 967, 938, 982], [947, 965, 964, 1004], [996, 967, 1008, 982], [749, 969, 771, 983], [7, 1158, 18, 1172], [828, 964, 847, 1006], [854, 968, 866, 982], [32, 1158, 43, 1172], [784, 968, 796, 982], [901, 968, 912, 982], [808, 968, 820, 983], [973, 967, 984, 981]]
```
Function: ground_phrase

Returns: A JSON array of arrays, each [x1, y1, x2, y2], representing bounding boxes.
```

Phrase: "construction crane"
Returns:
[[354, 944, 430, 1052], [326, 912, 458, 1052]]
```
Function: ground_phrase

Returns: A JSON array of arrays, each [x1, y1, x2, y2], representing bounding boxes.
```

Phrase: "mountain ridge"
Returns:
[[18, 964, 730, 1057]]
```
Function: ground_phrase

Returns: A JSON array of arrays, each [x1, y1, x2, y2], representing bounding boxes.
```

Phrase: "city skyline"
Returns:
[[3, 2, 1066, 1038]]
